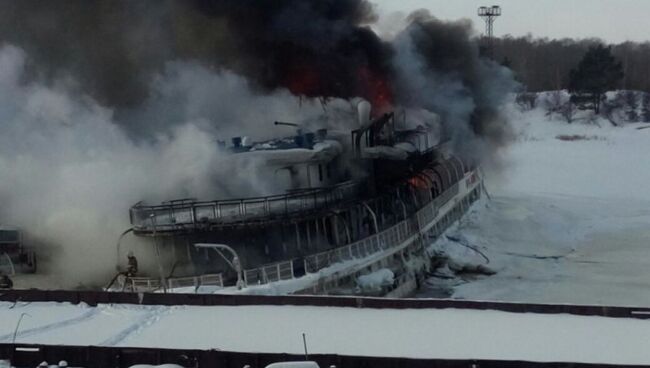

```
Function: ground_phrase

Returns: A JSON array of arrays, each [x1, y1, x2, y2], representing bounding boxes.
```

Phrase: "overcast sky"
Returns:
[[373, 0, 649, 43]]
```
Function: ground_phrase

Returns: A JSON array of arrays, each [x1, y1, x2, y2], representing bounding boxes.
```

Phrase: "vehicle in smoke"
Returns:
[[0, 226, 37, 275], [116, 101, 483, 296]]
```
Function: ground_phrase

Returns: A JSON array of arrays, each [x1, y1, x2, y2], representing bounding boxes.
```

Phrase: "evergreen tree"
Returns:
[[569, 45, 623, 114]]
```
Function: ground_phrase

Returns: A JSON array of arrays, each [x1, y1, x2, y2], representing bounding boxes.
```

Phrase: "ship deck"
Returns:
[[130, 181, 363, 235]]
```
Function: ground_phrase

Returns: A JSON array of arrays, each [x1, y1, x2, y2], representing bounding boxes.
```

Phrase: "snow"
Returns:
[[4, 363, 183, 368], [421, 103, 650, 306], [264, 363, 319, 368], [3, 301, 650, 365], [356, 268, 394, 292], [498, 106, 649, 201]]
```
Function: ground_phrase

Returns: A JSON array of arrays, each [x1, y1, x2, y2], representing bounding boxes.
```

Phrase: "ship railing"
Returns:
[[128, 277, 162, 292], [243, 260, 295, 286], [165, 276, 196, 289], [128, 173, 471, 290], [416, 182, 460, 231], [113, 176, 474, 291], [130, 181, 362, 232], [119, 273, 224, 293], [416, 195, 439, 231], [166, 273, 224, 291], [437, 182, 459, 207], [302, 218, 414, 274], [198, 273, 225, 288], [300, 181, 463, 276], [238, 178, 469, 287]]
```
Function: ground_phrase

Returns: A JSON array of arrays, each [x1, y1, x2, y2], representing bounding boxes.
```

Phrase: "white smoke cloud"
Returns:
[[0, 45, 357, 287]]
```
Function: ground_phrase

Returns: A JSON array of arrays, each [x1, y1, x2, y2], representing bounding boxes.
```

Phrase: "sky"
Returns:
[[373, 0, 650, 43]]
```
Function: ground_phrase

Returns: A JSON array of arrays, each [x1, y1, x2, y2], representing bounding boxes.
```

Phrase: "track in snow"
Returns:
[[0, 308, 99, 343], [100, 307, 168, 346]]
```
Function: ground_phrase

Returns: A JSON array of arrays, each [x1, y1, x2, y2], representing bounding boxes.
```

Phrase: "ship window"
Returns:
[[326, 163, 331, 178], [318, 164, 323, 182]]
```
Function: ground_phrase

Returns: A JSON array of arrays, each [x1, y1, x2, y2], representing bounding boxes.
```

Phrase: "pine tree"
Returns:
[[569, 45, 624, 114]]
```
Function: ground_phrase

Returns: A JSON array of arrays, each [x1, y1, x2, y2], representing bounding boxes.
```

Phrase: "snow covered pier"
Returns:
[[1, 292, 650, 366]]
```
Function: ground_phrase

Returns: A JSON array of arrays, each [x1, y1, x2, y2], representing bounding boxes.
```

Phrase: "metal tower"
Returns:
[[478, 5, 501, 57]]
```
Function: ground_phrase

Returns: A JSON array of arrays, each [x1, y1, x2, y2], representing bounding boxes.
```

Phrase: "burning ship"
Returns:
[[0, 1, 511, 295], [117, 101, 483, 297]]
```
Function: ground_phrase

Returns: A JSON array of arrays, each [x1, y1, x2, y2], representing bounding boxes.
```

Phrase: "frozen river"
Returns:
[[2, 300, 650, 365], [420, 109, 650, 306]]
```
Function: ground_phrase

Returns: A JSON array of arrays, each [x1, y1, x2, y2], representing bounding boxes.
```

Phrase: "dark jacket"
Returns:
[[127, 256, 138, 276]]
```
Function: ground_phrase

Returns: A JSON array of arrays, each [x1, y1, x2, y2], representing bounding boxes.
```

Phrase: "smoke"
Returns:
[[0, 0, 393, 110], [121, 62, 358, 140], [0, 46, 357, 287], [0, 1, 517, 287], [391, 11, 517, 163]]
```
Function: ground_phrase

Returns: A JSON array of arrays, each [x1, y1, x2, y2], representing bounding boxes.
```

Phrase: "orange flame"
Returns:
[[357, 67, 393, 114]]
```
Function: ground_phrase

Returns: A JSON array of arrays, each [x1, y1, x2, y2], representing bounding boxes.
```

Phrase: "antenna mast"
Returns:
[[478, 5, 502, 58]]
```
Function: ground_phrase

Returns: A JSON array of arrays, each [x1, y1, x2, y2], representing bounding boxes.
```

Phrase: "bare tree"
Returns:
[[600, 94, 624, 126], [544, 90, 567, 120], [494, 36, 650, 93], [515, 92, 537, 111], [620, 90, 639, 122], [641, 92, 650, 122], [559, 100, 577, 123]]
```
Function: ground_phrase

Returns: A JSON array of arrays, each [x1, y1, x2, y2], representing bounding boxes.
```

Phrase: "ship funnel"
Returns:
[[357, 101, 372, 129]]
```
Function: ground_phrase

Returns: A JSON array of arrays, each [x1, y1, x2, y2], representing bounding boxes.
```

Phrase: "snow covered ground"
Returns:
[[420, 105, 650, 306], [2, 301, 650, 365]]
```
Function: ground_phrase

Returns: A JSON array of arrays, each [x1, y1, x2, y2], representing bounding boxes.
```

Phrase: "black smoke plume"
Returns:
[[0, 0, 393, 109], [0, 1, 514, 149], [392, 11, 515, 157]]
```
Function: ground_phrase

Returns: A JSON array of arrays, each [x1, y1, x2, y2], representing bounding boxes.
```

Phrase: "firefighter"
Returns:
[[0, 272, 13, 289], [126, 251, 138, 277]]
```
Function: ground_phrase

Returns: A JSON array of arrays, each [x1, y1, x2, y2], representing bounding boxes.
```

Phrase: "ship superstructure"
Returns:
[[121, 103, 483, 296], [0, 226, 36, 275]]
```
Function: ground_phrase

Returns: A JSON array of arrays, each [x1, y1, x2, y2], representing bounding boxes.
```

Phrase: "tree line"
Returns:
[[486, 35, 650, 124], [491, 35, 650, 92]]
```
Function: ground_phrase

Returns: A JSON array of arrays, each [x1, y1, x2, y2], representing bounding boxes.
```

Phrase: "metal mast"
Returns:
[[478, 5, 501, 57]]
